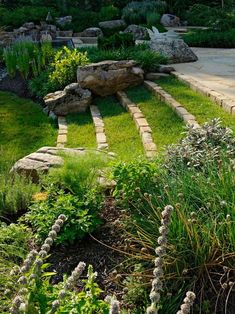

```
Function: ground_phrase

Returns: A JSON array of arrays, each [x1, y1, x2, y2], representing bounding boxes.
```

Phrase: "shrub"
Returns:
[[0, 173, 39, 218], [122, 0, 167, 25], [146, 11, 161, 27], [111, 120, 235, 313], [98, 33, 135, 50], [0, 223, 33, 313], [66, 8, 100, 32], [3, 41, 54, 79], [48, 47, 89, 91], [83, 44, 168, 72], [183, 28, 235, 48], [99, 5, 120, 21]]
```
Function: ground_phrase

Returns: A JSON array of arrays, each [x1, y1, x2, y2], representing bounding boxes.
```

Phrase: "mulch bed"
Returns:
[[49, 197, 125, 297]]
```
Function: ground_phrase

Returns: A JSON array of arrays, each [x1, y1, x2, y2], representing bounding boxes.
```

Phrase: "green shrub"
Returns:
[[183, 28, 235, 48], [146, 11, 161, 27], [99, 5, 120, 21], [111, 120, 235, 313], [98, 32, 135, 50], [48, 47, 89, 91], [23, 191, 101, 245], [84, 44, 168, 72], [66, 8, 100, 32], [0, 173, 39, 218], [0, 223, 33, 313], [3, 41, 54, 79], [122, 0, 167, 25]]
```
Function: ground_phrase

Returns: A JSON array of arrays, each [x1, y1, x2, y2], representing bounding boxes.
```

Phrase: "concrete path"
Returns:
[[172, 48, 235, 101]]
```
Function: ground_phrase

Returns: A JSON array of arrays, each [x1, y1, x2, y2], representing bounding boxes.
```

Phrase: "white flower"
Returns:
[[48, 230, 57, 239], [52, 224, 60, 232], [41, 244, 50, 253], [58, 214, 66, 221], [150, 291, 160, 303]]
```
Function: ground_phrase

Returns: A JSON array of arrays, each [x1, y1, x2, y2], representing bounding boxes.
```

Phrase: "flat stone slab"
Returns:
[[172, 48, 235, 109], [11, 147, 112, 183]]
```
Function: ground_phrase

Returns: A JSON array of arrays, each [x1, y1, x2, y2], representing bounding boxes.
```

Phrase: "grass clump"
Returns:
[[111, 120, 235, 313], [157, 76, 235, 132], [66, 111, 96, 148], [96, 96, 144, 160], [82, 44, 168, 72], [126, 85, 184, 150]]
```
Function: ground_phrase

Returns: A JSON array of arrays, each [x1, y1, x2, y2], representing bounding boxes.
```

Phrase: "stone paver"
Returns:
[[172, 48, 235, 115], [144, 80, 200, 129], [57, 116, 68, 148], [90, 105, 108, 150], [116, 91, 157, 158]]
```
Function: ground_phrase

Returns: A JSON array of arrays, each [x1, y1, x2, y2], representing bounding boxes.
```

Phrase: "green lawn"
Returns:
[[126, 85, 185, 150], [157, 76, 235, 132], [96, 96, 144, 160], [66, 110, 96, 148], [0, 91, 57, 174]]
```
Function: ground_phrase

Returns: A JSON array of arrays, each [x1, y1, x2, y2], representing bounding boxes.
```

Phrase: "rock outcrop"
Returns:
[[160, 14, 180, 27], [98, 19, 126, 29], [80, 27, 103, 37], [150, 39, 198, 63], [77, 60, 144, 96], [44, 83, 92, 115], [124, 24, 148, 40]]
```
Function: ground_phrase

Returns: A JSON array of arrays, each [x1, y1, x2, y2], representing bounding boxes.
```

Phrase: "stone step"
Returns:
[[57, 116, 68, 148], [144, 80, 200, 129], [90, 105, 109, 150], [116, 91, 157, 158], [173, 71, 235, 116]]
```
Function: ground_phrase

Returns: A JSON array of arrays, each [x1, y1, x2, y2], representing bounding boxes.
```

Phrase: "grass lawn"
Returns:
[[96, 96, 144, 160], [66, 110, 96, 148], [157, 76, 235, 132], [0, 91, 57, 174], [126, 85, 185, 150]]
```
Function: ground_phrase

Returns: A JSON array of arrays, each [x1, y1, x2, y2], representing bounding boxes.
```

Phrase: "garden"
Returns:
[[0, 0, 235, 313]]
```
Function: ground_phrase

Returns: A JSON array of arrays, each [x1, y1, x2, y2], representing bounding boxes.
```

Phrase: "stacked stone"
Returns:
[[57, 116, 68, 148], [90, 105, 108, 150], [117, 91, 157, 158]]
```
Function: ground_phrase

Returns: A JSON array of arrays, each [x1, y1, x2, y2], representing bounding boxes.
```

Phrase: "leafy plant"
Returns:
[[98, 33, 135, 50], [99, 5, 120, 21], [48, 47, 89, 91]]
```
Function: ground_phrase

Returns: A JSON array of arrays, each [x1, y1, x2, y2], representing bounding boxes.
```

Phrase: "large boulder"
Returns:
[[80, 27, 103, 37], [150, 39, 198, 63], [44, 83, 92, 115], [77, 60, 144, 96], [99, 19, 126, 29], [161, 14, 180, 27], [124, 24, 148, 40]]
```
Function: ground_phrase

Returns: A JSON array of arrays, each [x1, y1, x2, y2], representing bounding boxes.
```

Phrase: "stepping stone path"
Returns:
[[116, 91, 157, 158], [57, 116, 68, 148], [90, 105, 108, 150], [144, 80, 200, 129]]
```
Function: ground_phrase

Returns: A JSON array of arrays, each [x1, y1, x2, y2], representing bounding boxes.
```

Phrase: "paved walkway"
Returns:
[[172, 48, 235, 101]]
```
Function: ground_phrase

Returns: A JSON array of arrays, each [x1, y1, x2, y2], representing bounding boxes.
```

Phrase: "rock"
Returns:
[[44, 83, 92, 115], [56, 30, 73, 37], [124, 24, 148, 40], [56, 16, 72, 26], [150, 39, 198, 63], [77, 60, 144, 96], [17, 27, 28, 33], [10, 150, 63, 183], [158, 65, 175, 73], [160, 14, 180, 27], [80, 27, 103, 37], [99, 19, 126, 29], [22, 22, 35, 30]]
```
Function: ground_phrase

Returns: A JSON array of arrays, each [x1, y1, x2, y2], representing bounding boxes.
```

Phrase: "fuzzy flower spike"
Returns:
[[146, 205, 174, 314]]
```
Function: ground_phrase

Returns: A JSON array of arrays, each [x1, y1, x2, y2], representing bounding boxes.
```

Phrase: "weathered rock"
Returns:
[[150, 39, 198, 63], [77, 60, 144, 96], [44, 83, 92, 115], [124, 24, 148, 40], [158, 65, 175, 73], [11, 150, 63, 183], [56, 16, 72, 26], [99, 19, 126, 29], [80, 27, 103, 37], [56, 30, 73, 37], [161, 14, 180, 27], [22, 22, 35, 30]]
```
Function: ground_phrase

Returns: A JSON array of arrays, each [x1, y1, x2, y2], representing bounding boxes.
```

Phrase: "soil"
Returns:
[[49, 197, 125, 297]]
